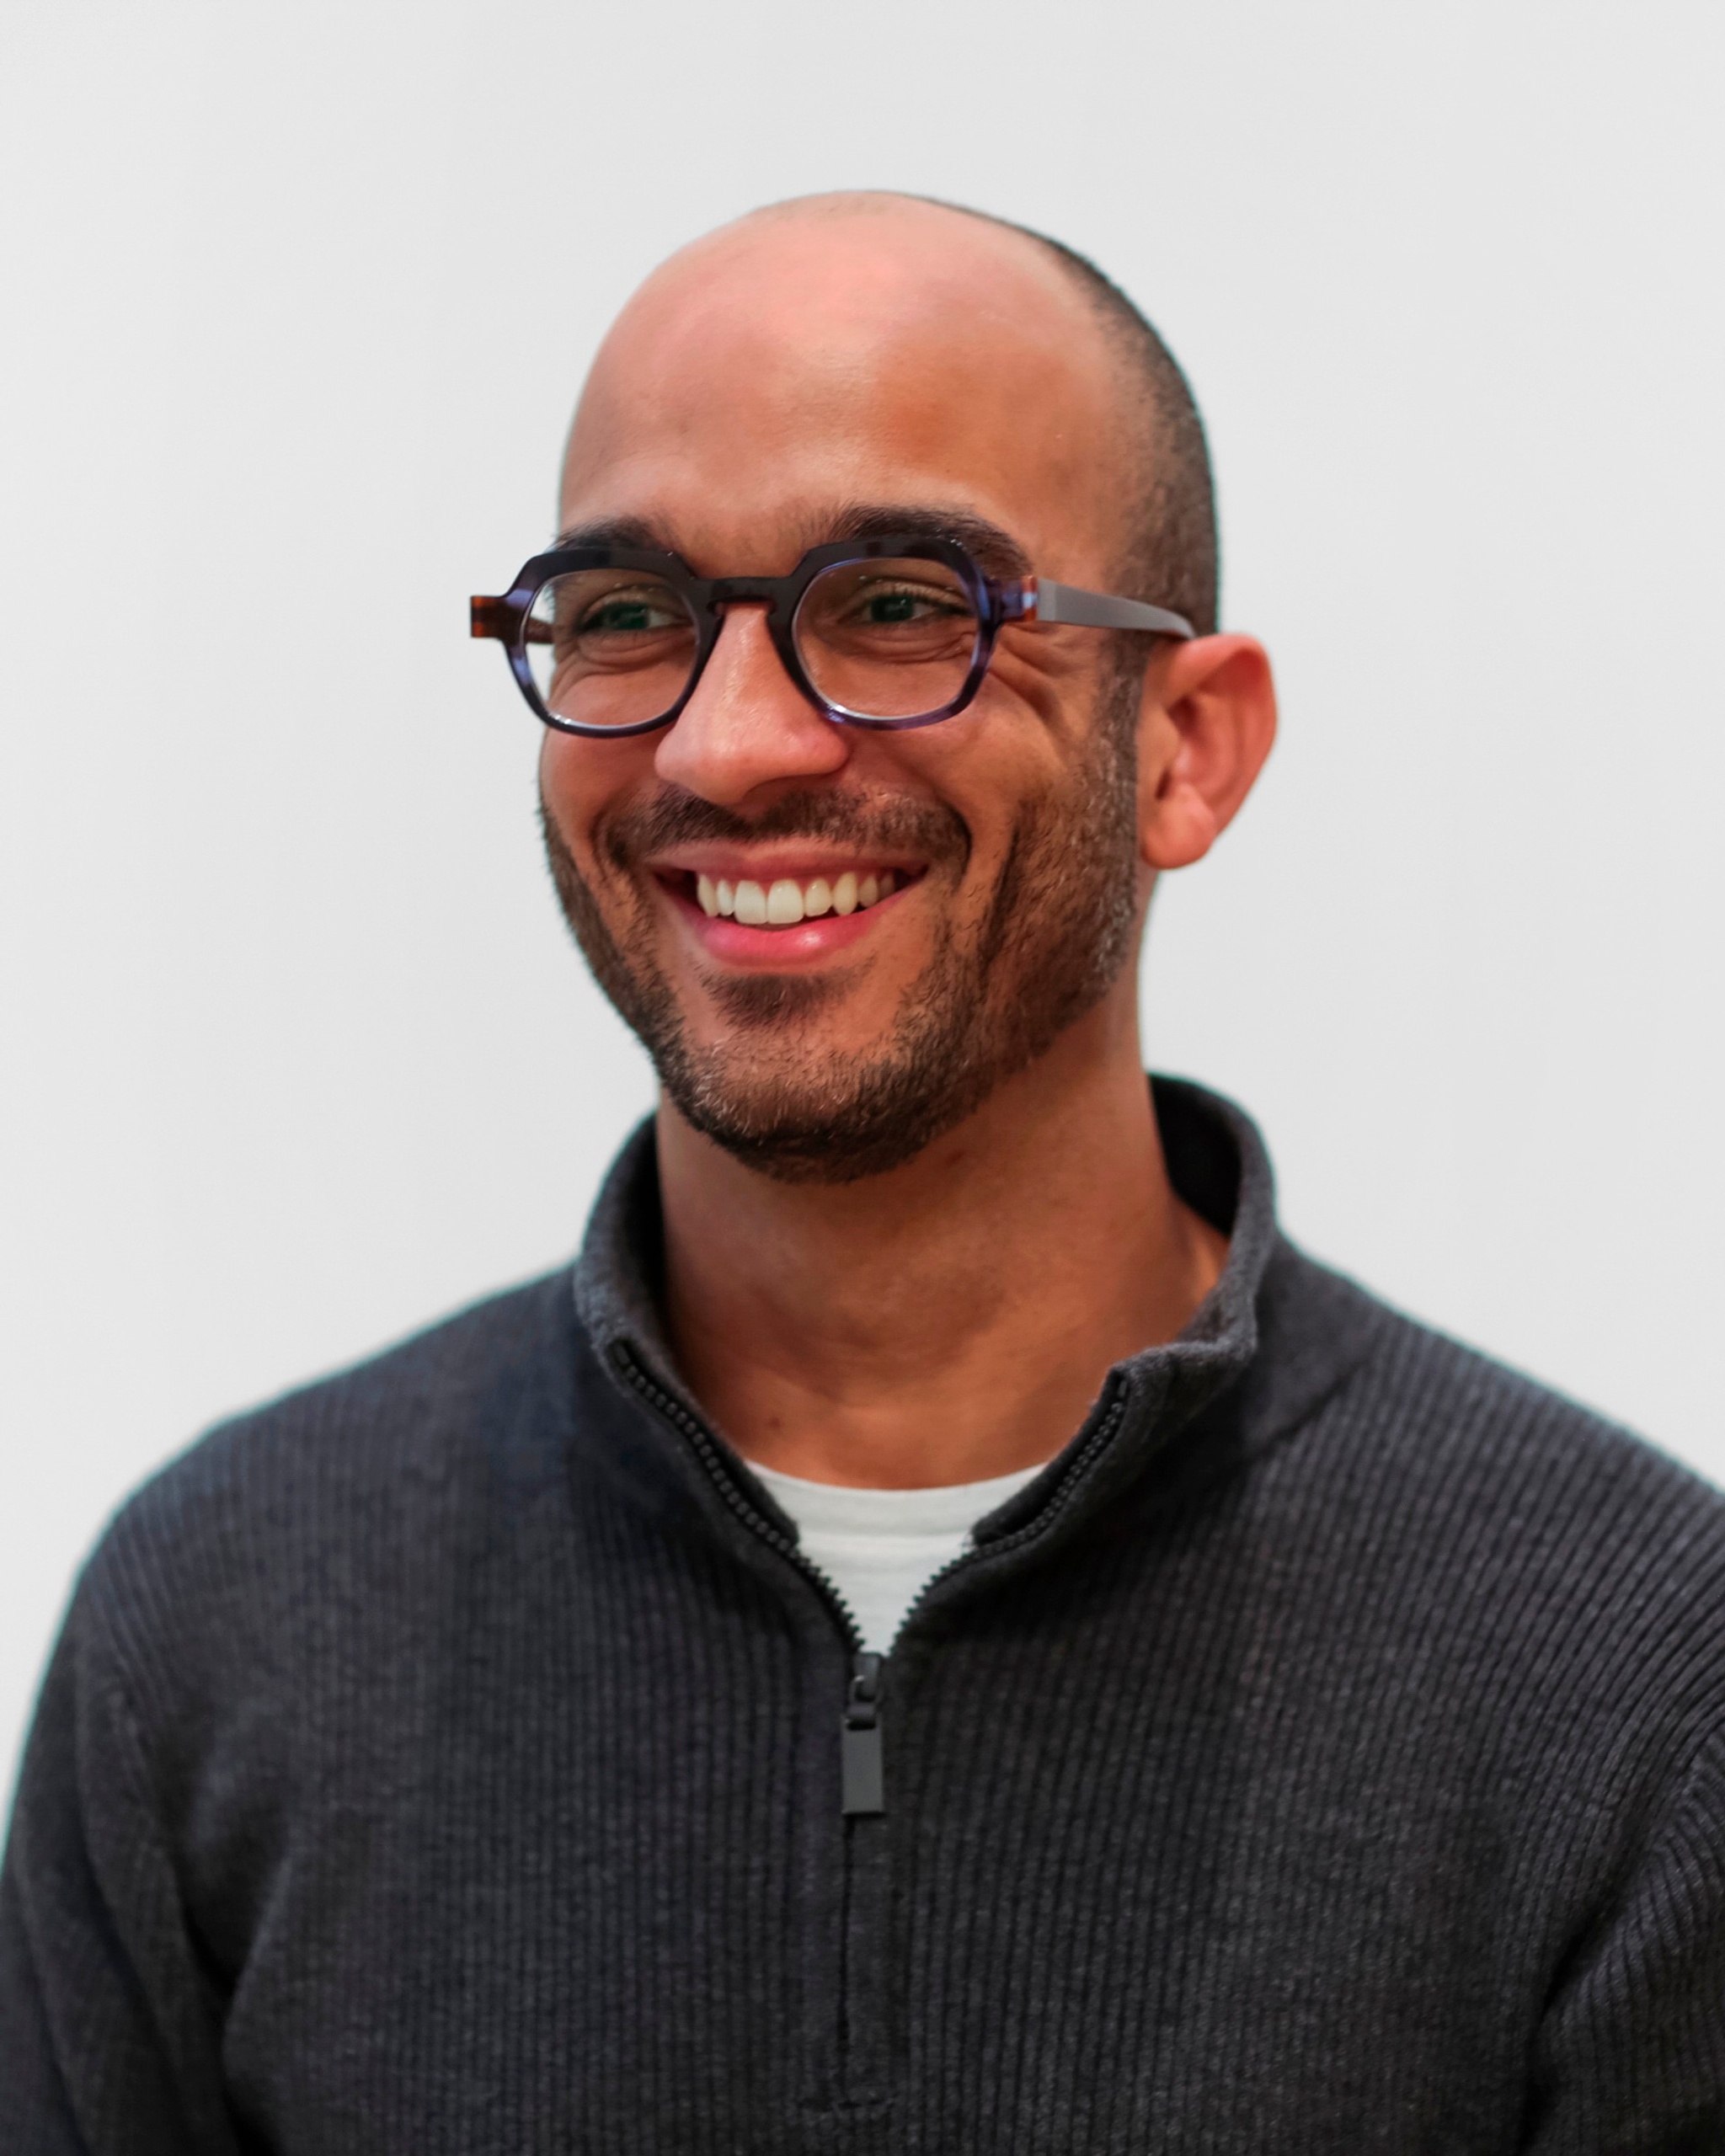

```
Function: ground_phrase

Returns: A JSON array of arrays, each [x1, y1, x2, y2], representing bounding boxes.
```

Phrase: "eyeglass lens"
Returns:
[[527, 570, 701, 732], [525, 558, 983, 729]]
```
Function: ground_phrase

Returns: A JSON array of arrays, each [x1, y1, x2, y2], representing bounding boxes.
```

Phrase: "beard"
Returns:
[[542, 655, 1145, 1185]]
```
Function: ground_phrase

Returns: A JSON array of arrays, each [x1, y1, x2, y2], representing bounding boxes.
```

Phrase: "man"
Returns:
[[3, 193, 1722, 2152]]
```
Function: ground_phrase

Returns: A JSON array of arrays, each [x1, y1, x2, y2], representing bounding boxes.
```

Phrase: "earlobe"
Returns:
[[1136, 634, 1277, 873]]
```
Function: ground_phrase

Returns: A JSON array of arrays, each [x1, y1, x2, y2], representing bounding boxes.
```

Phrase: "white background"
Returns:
[[3, 2, 1722, 1806]]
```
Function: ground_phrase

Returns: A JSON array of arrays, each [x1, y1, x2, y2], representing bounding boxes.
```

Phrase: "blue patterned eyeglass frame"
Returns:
[[470, 531, 1195, 738]]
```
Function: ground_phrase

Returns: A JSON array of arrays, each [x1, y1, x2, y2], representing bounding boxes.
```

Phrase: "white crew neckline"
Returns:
[[746, 1458, 1048, 1653], [746, 1459, 1046, 1536]]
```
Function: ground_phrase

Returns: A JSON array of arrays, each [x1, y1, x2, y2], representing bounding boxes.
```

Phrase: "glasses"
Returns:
[[471, 533, 1194, 737]]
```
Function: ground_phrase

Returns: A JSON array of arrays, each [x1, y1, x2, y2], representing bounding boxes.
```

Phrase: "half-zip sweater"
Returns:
[[4, 1078, 1725, 2153]]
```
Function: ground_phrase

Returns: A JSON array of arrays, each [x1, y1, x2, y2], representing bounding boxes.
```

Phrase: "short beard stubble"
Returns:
[[542, 652, 1146, 1185]]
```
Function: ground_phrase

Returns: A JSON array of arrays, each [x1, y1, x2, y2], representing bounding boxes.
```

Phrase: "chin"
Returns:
[[655, 1027, 996, 1188], [686, 965, 852, 1034]]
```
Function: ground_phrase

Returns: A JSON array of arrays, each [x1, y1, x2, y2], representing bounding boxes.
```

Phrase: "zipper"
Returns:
[[609, 1339, 1134, 2114], [888, 1373, 1134, 1640], [612, 1342, 1135, 1806], [611, 1338, 892, 2107], [841, 1652, 884, 1814], [609, 1341, 886, 1813]]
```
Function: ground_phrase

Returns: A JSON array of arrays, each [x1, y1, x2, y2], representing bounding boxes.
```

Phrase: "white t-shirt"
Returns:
[[748, 1459, 1046, 1653]]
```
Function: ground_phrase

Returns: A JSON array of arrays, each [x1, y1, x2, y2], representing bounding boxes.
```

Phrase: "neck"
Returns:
[[656, 983, 1227, 1490]]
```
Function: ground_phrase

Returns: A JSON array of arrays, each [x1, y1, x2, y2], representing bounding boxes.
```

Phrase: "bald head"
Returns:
[[563, 192, 1216, 633], [943, 200, 1220, 637]]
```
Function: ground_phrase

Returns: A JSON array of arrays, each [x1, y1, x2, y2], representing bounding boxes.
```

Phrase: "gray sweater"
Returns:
[[4, 1081, 1724, 2152]]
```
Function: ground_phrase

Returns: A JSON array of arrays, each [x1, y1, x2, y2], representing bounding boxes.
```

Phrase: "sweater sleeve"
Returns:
[[0, 1584, 238, 2156], [1528, 1723, 1725, 2151]]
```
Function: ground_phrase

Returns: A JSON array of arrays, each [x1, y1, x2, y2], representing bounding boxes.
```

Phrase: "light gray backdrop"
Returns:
[[3, 0, 1722, 1802]]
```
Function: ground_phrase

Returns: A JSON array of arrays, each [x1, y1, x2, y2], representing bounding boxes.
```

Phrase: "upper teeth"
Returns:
[[694, 869, 898, 923]]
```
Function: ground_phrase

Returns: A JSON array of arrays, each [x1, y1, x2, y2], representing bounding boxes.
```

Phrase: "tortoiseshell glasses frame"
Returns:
[[470, 531, 1195, 738]]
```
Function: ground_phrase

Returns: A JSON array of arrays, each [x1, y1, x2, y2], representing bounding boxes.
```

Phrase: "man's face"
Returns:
[[541, 203, 1161, 1182]]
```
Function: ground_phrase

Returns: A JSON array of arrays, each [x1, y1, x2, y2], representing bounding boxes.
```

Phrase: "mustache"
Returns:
[[595, 785, 971, 873]]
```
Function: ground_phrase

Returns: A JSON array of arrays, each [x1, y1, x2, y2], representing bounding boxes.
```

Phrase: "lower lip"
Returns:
[[662, 878, 911, 965]]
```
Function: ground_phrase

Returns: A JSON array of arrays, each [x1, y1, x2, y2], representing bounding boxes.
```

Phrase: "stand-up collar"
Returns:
[[571, 1077, 1377, 1552]]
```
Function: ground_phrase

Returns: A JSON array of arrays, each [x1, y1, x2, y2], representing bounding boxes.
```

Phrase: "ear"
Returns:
[[1135, 634, 1277, 872]]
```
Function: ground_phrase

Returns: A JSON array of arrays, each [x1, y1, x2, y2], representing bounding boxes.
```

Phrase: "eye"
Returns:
[[862, 590, 919, 624], [843, 579, 971, 627], [577, 588, 685, 636]]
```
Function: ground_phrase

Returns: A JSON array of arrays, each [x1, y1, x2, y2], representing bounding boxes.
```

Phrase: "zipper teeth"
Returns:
[[893, 1379, 1133, 1634], [611, 1342, 868, 1655], [615, 1341, 1133, 1657]]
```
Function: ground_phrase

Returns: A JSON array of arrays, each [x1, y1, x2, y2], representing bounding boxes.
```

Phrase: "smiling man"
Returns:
[[5, 195, 1725, 2153]]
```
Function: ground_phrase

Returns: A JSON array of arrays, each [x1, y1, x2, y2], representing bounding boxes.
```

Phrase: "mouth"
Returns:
[[688, 866, 911, 924], [649, 857, 927, 964]]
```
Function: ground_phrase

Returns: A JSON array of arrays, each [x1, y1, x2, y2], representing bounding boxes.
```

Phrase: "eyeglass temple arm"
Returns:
[[472, 596, 553, 643], [1017, 579, 1194, 639]]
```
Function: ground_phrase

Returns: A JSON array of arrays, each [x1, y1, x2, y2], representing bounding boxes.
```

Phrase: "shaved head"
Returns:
[[739, 193, 1218, 632], [572, 190, 1219, 635], [930, 201, 1218, 636]]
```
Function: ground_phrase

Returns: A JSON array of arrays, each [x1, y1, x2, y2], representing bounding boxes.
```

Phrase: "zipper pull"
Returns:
[[841, 1651, 885, 1816]]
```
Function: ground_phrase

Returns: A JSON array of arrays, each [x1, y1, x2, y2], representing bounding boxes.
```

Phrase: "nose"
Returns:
[[653, 602, 849, 807]]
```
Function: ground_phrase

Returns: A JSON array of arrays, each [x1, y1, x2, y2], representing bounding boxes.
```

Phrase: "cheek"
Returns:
[[901, 700, 1076, 892], [943, 643, 1101, 778], [538, 732, 652, 873], [537, 732, 580, 832]]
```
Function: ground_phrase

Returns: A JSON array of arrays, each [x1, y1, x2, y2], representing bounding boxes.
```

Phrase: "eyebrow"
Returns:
[[553, 513, 667, 552], [551, 502, 1034, 582], [824, 504, 1033, 579]]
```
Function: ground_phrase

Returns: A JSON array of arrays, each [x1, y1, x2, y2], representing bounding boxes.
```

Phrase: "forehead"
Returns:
[[559, 205, 1130, 578]]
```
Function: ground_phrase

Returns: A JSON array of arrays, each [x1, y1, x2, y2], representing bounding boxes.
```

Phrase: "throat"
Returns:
[[656, 1049, 1223, 1492]]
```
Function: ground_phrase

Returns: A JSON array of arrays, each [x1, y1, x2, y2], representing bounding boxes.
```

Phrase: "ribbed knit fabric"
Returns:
[[4, 1079, 1724, 2153]]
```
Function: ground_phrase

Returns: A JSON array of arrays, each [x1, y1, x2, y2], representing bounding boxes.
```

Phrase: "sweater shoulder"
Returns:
[[135, 1265, 579, 1506], [1260, 1243, 1725, 1736], [71, 1270, 588, 1695], [1312, 1251, 1722, 1527]]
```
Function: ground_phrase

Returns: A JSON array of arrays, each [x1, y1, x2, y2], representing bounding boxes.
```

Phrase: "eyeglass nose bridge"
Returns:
[[679, 577, 814, 722], [702, 575, 788, 616]]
